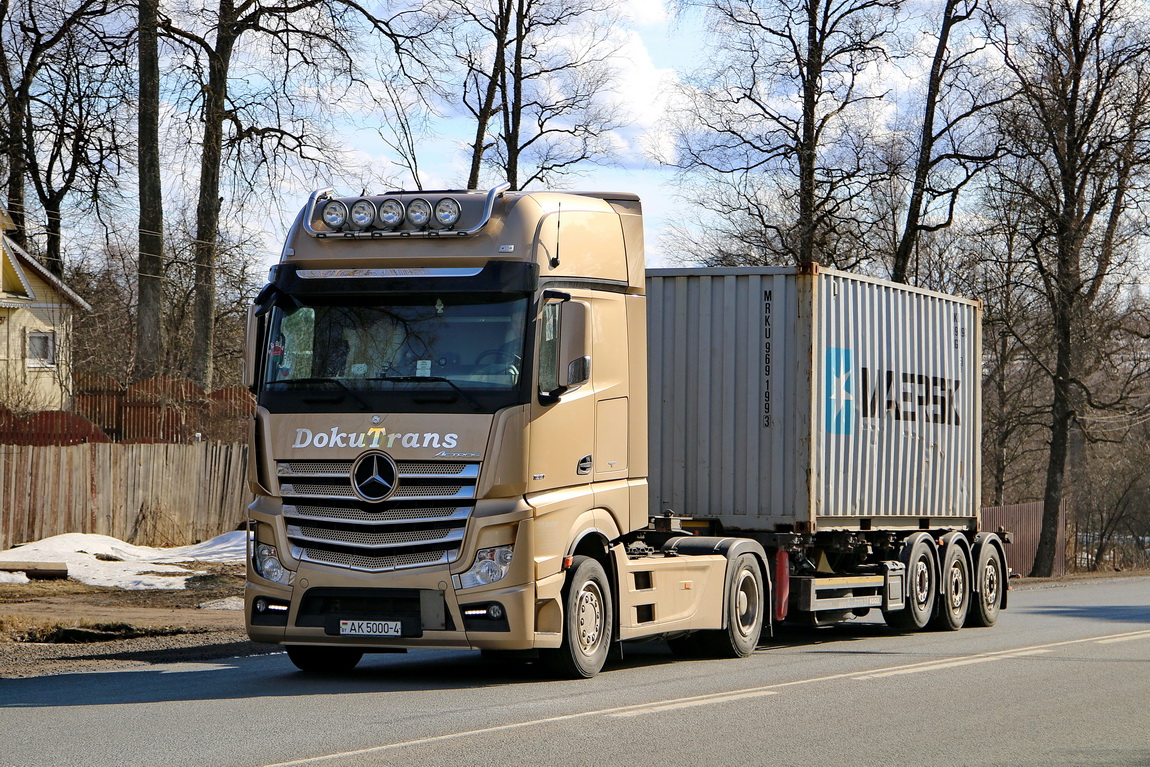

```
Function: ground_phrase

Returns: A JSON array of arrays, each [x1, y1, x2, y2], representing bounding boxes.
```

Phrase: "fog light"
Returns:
[[254, 596, 269, 613], [487, 603, 504, 620]]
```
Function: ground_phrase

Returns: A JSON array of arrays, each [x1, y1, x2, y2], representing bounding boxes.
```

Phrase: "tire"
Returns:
[[883, 537, 937, 631], [693, 553, 764, 658], [932, 542, 970, 631], [541, 556, 613, 678], [967, 545, 1004, 627], [285, 645, 363, 673]]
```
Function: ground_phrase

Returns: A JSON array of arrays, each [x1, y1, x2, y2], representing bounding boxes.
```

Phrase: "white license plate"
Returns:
[[339, 620, 402, 636]]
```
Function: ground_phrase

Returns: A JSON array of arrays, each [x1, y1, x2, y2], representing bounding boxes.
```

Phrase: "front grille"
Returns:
[[277, 458, 480, 573], [303, 547, 451, 571]]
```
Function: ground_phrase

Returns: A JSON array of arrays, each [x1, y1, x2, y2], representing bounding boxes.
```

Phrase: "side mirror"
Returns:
[[539, 296, 591, 401], [243, 305, 261, 391], [558, 300, 590, 389]]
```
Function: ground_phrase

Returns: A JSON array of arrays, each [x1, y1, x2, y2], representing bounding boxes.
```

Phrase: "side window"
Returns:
[[26, 330, 56, 368], [538, 302, 560, 394]]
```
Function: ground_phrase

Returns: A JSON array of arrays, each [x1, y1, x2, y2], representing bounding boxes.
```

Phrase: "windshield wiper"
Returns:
[[268, 376, 370, 411], [368, 376, 484, 412]]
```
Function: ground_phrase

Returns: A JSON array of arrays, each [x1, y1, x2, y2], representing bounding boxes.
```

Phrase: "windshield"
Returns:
[[259, 293, 530, 413]]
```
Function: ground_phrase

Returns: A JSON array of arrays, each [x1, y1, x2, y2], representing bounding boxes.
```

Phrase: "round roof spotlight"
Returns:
[[321, 200, 348, 230], [407, 198, 432, 228], [434, 197, 461, 227], [377, 198, 405, 229], [349, 199, 376, 230]]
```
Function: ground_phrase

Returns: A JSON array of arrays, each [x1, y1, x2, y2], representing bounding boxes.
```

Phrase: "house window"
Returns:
[[27, 330, 56, 368]]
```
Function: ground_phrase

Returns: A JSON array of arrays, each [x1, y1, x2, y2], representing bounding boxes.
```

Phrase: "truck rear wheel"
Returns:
[[285, 645, 363, 673], [694, 553, 764, 658], [968, 545, 1004, 627], [883, 538, 937, 631], [932, 543, 970, 630], [542, 556, 613, 678]]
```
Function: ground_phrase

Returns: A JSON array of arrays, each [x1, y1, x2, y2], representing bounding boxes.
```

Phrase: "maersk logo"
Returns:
[[825, 347, 963, 435], [826, 347, 854, 434]]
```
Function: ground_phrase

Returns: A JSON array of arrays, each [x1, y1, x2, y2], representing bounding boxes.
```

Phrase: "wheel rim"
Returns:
[[913, 558, 931, 608], [575, 580, 604, 655], [733, 568, 760, 638], [983, 559, 1000, 610], [947, 560, 966, 611]]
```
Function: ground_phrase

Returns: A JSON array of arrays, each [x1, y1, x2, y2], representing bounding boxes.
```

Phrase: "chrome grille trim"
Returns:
[[300, 547, 455, 572], [278, 460, 475, 478], [287, 524, 466, 549], [284, 504, 469, 525], [280, 483, 475, 501]]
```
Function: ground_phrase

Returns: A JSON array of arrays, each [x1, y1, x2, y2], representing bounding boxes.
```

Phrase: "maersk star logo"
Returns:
[[826, 347, 854, 434]]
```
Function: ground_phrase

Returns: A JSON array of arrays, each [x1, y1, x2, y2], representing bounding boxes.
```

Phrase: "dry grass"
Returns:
[[0, 615, 205, 644]]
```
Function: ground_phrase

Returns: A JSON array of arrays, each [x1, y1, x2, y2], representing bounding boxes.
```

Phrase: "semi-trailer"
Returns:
[[244, 184, 1007, 677]]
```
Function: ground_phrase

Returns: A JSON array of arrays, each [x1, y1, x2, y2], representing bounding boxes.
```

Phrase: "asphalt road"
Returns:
[[2, 577, 1148, 767]]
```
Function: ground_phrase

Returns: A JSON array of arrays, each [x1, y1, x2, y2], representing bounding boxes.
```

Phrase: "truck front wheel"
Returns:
[[542, 556, 613, 678], [285, 645, 363, 673]]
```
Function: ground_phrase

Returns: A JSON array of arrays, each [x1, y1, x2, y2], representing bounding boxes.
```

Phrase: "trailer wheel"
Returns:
[[932, 543, 970, 630], [285, 645, 363, 673], [884, 538, 937, 631], [694, 553, 764, 658], [542, 556, 613, 678], [968, 545, 1004, 627]]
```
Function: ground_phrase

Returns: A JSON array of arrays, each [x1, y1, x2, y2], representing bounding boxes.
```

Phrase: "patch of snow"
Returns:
[[197, 596, 245, 611], [0, 531, 249, 590], [0, 571, 30, 584]]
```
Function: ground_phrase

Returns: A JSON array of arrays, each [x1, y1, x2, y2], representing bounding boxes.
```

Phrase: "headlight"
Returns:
[[321, 200, 348, 230], [349, 199, 376, 229], [378, 198, 404, 228], [457, 546, 514, 589], [434, 197, 461, 227], [407, 198, 432, 227], [254, 543, 291, 585]]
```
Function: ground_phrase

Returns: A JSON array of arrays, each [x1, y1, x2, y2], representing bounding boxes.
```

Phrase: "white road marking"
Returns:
[[259, 627, 1149, 767], [852, 649, 1051, 679], [608, 689, 778, 717], [1094, 629, 1150, 644]]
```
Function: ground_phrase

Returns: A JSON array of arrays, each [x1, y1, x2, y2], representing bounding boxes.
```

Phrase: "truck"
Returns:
[[243, 183, 1008, 678]]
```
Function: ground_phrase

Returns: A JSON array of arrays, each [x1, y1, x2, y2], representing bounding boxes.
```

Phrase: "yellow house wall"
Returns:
[[0, 272, 75, 412]]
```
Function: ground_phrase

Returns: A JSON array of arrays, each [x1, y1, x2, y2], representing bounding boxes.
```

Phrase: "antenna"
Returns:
[[551, 202, 561, 268]]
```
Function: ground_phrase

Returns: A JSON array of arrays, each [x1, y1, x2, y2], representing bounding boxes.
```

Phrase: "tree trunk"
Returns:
[[42, 195, 62, 277], [188, 25, 236, 391], [893, 0, 959, 284], [797, 0, 822, 265], [136, 0, 164, 379], [466, 0, 510, 189]]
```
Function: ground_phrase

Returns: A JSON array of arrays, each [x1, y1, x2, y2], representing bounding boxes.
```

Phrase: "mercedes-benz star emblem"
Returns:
[[351, 451, 399, 503]]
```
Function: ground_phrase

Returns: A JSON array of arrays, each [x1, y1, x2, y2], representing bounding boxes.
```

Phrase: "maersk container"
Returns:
[[646, 266, 982, 534]]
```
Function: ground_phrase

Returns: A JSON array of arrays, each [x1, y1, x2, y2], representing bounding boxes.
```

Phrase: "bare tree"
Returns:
[[158, 0, 433, 389], [669, 0, 902, 267], [986, 0, 1150, 576], [434, 0, 623, 190], [889, 0, 1009, 284], [0, 0, 117, 250]]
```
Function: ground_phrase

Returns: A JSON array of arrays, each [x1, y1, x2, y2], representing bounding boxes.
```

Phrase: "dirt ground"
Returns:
[[0, 563, 279, 678]]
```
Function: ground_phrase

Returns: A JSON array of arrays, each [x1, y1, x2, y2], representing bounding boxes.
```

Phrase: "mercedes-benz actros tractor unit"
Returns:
[[243, 183, 1007, 678]]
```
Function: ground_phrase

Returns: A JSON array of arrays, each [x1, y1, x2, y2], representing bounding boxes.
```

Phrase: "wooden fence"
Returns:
[[982, 501, 1067, 577], [0, 442, 252, 551]]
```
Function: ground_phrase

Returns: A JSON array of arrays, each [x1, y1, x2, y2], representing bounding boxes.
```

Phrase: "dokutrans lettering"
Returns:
[[858, 368, 961, 425], [292, 427, 459, 449]]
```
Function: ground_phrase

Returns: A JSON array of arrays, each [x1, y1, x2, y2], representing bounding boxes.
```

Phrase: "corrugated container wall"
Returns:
[[647, 267, 981, 534]]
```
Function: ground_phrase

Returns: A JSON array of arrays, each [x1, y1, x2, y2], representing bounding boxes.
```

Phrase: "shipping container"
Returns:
[[647, 266, 982, 534]]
